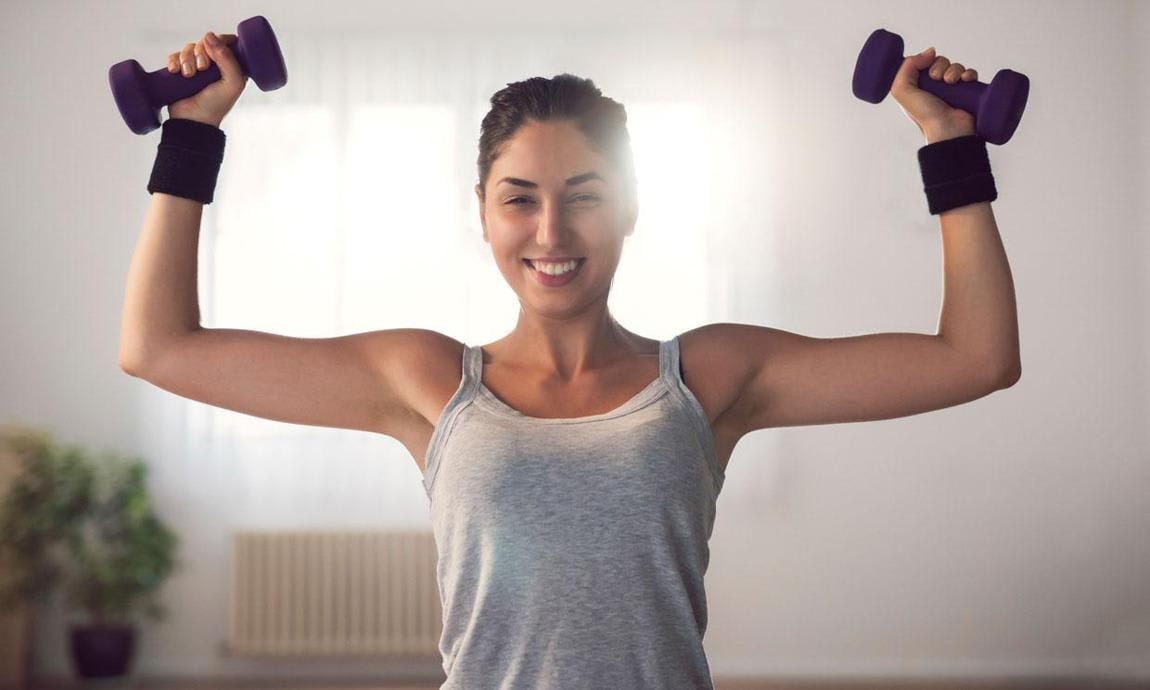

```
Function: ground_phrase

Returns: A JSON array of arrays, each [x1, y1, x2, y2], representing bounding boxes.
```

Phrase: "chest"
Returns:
[[403, 335, 747, 477]]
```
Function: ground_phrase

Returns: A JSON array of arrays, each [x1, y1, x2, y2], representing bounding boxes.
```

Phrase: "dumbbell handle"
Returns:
[[915, 70, 984, 116], [147, 50, 251, 111]]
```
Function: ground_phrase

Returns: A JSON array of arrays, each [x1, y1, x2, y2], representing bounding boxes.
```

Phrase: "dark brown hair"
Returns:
[[476, 74, 637, 203]]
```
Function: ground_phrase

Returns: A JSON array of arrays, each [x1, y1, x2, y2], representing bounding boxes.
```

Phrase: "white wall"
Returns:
[[1, 0, 1146, 683]]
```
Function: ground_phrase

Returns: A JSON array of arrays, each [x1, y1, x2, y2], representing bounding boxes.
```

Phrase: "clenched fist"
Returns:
[[891, 46, 979, 143], [166, 31, 246, 128]]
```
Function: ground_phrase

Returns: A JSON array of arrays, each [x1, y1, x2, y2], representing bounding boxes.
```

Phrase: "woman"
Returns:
[[121, 31, 1020, 689]]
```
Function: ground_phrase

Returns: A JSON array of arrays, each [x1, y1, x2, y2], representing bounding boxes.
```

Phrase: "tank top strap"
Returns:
[[462, 343, 483, 390], [422, 343, 483, 498], [659, 334, 681, 386]]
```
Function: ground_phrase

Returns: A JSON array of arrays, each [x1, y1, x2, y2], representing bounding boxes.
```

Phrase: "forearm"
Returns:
[[934, 199, 1021, 377], [918, 124, 1020, 380], [119, 192, 205, 369]]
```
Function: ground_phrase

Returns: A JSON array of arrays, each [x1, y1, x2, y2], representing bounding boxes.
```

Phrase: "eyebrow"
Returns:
[[496, 172, 604, 189]]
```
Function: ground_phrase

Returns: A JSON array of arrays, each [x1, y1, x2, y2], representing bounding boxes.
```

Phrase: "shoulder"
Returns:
[[357, 328, 465, 374], [675, 323, 762, 428], [357, 328, 467, 428]]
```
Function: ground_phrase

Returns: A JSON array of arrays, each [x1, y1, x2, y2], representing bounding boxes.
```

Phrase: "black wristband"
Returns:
[[146, 118, 227, 204], [917, 134, 997, 215]]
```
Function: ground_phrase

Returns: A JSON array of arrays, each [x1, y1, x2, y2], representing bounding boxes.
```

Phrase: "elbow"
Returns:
[[119, 337, 163, 377], [118, 348, 149, 378], [120, 357, 144, 377], [120, 331, 195, 377], [995, 360, 1022, 388]]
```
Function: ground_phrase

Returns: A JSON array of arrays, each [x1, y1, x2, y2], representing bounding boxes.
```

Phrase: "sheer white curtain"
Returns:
[[149, 31, 768, 521]]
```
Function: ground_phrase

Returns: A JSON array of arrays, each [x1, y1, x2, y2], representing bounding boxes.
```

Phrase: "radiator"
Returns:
[[223, 530, 441, 658]]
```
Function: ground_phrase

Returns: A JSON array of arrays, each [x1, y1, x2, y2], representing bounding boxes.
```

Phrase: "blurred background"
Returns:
[[1, 0, 1147, 688]]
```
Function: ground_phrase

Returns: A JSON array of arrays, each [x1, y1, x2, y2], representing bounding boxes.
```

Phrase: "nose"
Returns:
[[534, 198, 569, 248]]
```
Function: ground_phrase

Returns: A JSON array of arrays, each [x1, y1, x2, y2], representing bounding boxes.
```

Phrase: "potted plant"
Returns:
[[0, 424, 181, 679]]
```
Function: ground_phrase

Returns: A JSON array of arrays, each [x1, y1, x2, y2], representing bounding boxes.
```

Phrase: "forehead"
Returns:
[[491, 120, 607, 177]]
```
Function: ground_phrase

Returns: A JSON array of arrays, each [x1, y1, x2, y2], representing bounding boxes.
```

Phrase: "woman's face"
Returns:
[[477, 119, 637, 314]]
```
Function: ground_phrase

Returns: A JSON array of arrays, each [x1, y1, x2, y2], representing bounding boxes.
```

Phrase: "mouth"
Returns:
[[522, 257, 585, 270], [522, 257, 586, 285]]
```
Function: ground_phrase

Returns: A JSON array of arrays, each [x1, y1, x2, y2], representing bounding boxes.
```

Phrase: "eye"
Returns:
[[504, 195, 600, 205]]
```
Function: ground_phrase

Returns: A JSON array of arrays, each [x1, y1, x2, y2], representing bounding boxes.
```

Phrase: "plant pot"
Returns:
[[69, 623, 136, 678]]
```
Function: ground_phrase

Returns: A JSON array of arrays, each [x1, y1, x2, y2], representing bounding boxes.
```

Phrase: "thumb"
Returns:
[[205, 32, 244, 85], [894, 46, 935, 91]]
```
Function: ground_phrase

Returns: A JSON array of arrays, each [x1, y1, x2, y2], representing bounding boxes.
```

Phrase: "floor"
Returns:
[[24, 676, 1150, 690]]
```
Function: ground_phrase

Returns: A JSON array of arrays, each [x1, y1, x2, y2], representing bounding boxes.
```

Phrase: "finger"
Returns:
[[929, 56, 951, 79], [168, 52, 180, 73], [205, 31, 243, 84], [962, 68, 978, 81], [944, 62, 966, 83], [180, 42, 196, 77], [195, 40, 208, 70], [893, 47, 936, 93]]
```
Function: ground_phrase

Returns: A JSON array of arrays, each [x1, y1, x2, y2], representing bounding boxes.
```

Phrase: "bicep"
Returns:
[[722, 325, 1008, 433], [125, 327, 435, 436]]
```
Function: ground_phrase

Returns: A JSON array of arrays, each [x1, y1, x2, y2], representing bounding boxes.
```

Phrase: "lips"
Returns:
[[522, 258, 584, 270], [522, 258, 583, 265], [523, 257, 585, 286]]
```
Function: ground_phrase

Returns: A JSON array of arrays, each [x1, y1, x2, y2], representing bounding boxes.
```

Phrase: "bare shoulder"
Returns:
[[675, 323, 759, 429], [355, 328, 466, 434], [677, 321, 820, 433]]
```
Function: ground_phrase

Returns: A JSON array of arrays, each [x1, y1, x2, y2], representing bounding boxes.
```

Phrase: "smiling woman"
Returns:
[[118, 48, 1018, 687], [396, 73, 739, 688]]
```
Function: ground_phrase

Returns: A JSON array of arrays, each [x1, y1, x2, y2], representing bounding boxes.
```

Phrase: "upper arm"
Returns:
[[712, 323, 1017, 434], [122, 327, 454, 438]]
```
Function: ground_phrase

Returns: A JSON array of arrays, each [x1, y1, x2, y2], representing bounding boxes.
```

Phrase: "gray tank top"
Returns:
[[422, 335, 726, 688]]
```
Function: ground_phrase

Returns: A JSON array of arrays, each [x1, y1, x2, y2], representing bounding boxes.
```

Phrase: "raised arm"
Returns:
[[118, 193, 204, 369], [118, 30, 452, 444]]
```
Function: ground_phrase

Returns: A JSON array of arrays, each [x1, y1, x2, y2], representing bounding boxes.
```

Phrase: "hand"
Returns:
[[166, 31, 246, 128], [891, 46, 979, 143]]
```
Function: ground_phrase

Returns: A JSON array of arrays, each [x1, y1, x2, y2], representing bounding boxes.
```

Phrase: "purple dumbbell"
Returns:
[[852, 28, 1029, 145], [109, 15, 288, 135]]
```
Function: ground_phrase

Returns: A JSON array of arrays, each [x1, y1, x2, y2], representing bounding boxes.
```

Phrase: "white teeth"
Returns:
[[529, 259, 579, 275]]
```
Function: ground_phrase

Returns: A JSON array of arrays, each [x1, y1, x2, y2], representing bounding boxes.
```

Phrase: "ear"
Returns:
[[475, 184, 488, 241], [623, 195, 639, 237]]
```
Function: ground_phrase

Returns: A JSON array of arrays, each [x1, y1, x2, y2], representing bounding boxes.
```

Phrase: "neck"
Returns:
[[501, 305, 634, 381]]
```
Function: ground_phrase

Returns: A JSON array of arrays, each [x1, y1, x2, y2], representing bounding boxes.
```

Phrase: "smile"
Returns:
[[523, 258, 585, 287]]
